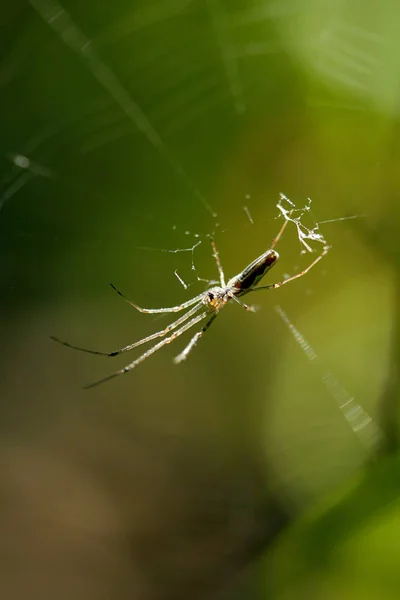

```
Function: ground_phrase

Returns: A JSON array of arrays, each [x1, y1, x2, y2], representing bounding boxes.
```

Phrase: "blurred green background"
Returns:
[[1, 1, 400, 599]]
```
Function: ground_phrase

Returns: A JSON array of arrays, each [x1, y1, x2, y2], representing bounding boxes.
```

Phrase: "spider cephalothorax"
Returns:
[[205, 288, 229, 310]]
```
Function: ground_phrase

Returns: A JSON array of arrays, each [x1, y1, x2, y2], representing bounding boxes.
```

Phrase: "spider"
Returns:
[[51, 218, 329, 388]]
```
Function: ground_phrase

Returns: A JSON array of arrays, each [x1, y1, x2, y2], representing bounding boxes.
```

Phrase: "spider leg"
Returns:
[[228, 294, 257, 313], [251, 245, 330, 291], [270, 211, 291, 249], [173, 312, 218, 364], [50, 302, 204, 358], [50, 336, 111, 356], [110, 283, 205, 313], [84, 310, 210, 389], [209, 236, 226, 287]]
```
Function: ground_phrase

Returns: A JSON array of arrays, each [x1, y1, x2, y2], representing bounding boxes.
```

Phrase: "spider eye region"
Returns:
[[205, 288, 226, 310]]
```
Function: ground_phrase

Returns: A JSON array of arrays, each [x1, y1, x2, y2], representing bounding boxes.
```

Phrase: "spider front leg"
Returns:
[[110, 283, 205, 313], [51, 302, 204, 358], [84, 310, 210, 388]]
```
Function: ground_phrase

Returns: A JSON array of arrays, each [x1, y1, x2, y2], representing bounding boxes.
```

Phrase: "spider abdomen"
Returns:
[[228, 249, 279, 294]]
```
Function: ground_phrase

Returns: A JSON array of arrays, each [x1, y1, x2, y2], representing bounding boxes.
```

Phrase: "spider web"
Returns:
[[275, 304, 384, 455], [2, 0, 398, 215], [0, 0, 395, 537]]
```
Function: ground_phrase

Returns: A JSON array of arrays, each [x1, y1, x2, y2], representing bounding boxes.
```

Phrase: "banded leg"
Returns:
[[50, 302, 203, 357], [229, 294, 257, 312], [270, 209, 292, 249], [209, 236, 226, 287], [174, 312, 218, 364], [84, 310, 210, 388], [252, 245, 330, 291], [110, 283, 205, 314]]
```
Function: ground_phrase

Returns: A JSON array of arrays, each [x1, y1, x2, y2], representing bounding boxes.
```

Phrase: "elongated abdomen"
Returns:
[[228, 249, 279, 294]]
